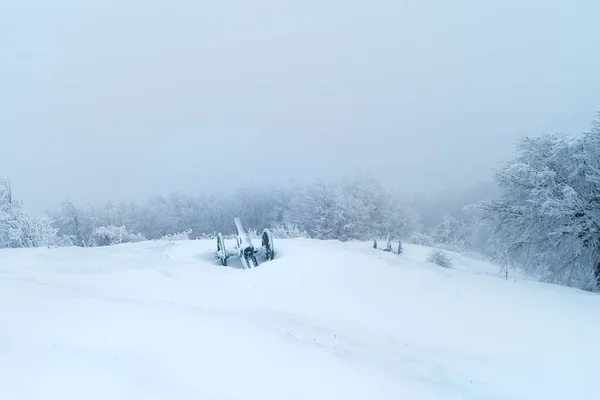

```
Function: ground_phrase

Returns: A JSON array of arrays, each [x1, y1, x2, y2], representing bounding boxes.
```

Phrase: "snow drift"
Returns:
[[0, 239, 598, 399]]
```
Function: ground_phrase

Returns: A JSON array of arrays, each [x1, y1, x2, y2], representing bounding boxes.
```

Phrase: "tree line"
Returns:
[[1, 111, 599, 290], [0, 170, 421, 248]]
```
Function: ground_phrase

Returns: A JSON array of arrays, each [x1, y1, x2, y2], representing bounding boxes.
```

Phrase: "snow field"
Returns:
[[0, 239, 599, 399]]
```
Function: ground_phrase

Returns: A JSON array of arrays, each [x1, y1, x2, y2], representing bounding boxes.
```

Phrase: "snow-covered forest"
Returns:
[[2, 112, 599, 290], [1, 171, 422, 247]]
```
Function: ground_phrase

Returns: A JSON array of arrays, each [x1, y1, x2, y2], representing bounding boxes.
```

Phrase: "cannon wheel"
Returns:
[[216, 233, 227, 266], [262, 229, 275, 261]]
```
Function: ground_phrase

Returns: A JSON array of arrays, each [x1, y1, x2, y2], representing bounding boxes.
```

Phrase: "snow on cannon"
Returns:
[[215, 217, 275, 268], [373, 233, 402, 255]]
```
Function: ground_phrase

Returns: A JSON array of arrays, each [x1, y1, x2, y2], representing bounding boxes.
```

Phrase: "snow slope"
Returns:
[[0, 239, 598, 399]]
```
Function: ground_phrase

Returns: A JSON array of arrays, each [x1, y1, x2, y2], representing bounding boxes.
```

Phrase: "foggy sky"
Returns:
[[1, 0, 599, 213]]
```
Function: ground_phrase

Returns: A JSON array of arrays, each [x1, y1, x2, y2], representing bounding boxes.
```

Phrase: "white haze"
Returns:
[[1, 0, 598, 212]]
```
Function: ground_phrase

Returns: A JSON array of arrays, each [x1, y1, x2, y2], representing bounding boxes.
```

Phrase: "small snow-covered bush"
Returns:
[[91, 225, 145, 247], [161, 229, 192, 241], [270, 223, 307, 239], [196, 232, 217, 240], [245, 228, 260, 239], [195, 232, 238, 240], [426, 249, 453, 268]]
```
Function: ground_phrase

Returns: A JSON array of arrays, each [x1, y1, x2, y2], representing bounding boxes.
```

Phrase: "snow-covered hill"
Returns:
[[1, 239, 598, 399]]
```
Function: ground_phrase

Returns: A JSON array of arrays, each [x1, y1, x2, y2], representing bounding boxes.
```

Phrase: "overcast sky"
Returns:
[[1, 0, 598, 213]]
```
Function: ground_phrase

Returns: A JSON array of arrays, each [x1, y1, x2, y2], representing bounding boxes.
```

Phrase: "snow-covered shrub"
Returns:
[[245, 228, 260, 239], [195, 232, 238, 240], [270, 223, 307, 239], [161, 229, 192, 241], [196, 232, 216, 240], [19, 215, 61, 248], [426, 249, 453, 268], [0, 210, 25, 248], [90, 225, 145, 247]]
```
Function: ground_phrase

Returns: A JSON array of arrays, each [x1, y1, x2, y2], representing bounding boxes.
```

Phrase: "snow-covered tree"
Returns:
[[0, 178, 22, 248], [429, 213, 473, 251], [478, 113, 600, 289], [285, 179, 341, 239], [283, 171, 419, 241], [48, 201, 94, 246], [0, 178, 61, 248]]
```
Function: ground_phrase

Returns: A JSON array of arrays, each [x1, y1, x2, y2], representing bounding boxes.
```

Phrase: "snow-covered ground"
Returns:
[[1, 238, 598, 399]]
